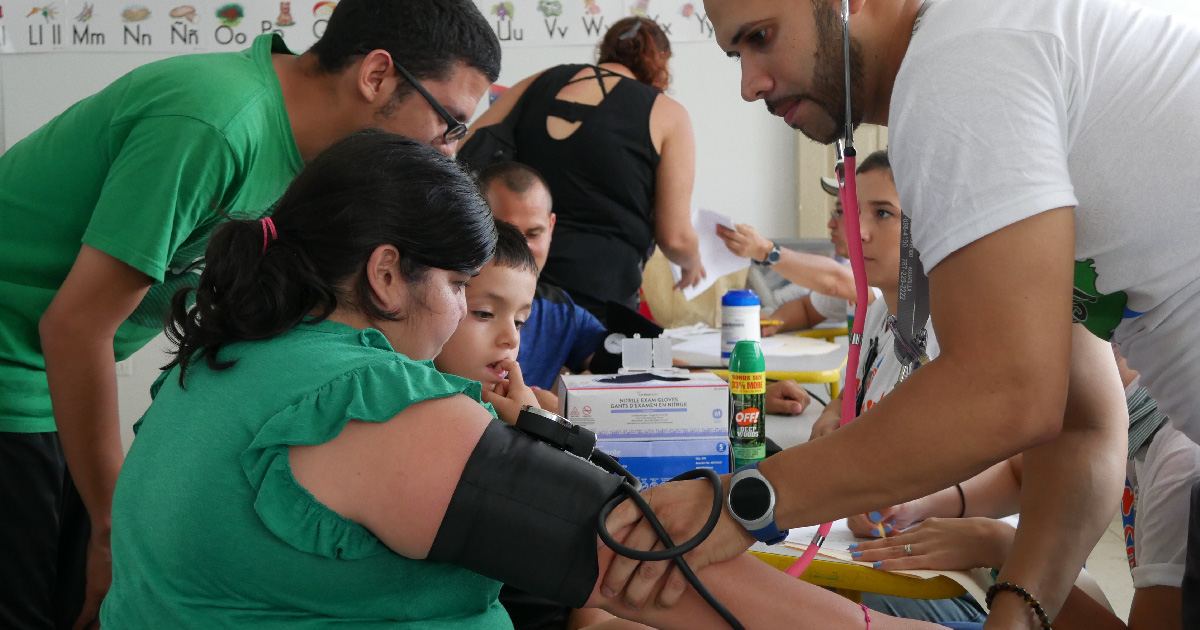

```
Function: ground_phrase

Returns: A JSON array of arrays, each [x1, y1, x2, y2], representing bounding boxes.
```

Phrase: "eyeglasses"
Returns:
[[393, 61, 469, 144]]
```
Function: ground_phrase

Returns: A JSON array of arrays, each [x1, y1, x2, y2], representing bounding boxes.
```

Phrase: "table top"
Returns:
[[669, 330, 848, 373], [766, 409, 822, 451]]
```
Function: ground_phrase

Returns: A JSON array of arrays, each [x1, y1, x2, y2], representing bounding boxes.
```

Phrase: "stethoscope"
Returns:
[[783, 0, 873, 579]]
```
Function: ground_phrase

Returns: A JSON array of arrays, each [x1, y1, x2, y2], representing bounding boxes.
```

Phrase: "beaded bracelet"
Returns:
[[985, 582, 1052, 629]]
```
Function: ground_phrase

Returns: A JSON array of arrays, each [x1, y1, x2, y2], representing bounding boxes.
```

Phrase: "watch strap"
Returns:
[[754, 243, 781, 267]]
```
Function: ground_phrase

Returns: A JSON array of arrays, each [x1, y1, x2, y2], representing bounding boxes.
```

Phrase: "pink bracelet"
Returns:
[[861, 603, 871, 629]]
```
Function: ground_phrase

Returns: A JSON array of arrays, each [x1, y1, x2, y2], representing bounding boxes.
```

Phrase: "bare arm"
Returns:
[[40, 244, 153, 627], [988, 325, 1127, 626], [650, 95, 704, 289], [291, 395, 939, 629], [846, 456, 1024, 537], [769, 296, 826, 333], [717, 223, 857, 300], [601, 208, 1102, 609]]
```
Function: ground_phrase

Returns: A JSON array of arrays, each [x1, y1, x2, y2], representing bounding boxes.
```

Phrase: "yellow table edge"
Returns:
[[749, 550, 968, 601]]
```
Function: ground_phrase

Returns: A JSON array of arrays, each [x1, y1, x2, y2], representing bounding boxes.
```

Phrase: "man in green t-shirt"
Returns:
[[0, 1, 499, 627]]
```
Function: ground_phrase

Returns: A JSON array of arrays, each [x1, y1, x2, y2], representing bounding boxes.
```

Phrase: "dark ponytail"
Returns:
[[164, 130, 496, 386]]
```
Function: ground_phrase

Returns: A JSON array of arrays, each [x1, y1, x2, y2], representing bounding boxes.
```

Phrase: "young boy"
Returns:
[[477, 162, 607, 408], [433, 220, 635, 630], [434, 220, 539, 422]]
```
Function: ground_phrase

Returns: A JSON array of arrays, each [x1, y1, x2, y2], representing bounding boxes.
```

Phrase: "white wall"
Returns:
[[0, 38, 798, 446]]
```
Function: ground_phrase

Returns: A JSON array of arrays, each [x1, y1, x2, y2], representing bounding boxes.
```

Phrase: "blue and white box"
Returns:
[[557, 372, 729, 440], [595, 438, 732, 488]]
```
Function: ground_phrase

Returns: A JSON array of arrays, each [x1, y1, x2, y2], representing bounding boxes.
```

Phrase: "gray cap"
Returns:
[[820, 176, 840, 196]]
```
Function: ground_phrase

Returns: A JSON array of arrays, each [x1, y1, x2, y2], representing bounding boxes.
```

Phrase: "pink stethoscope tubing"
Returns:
[[783, 0, 869, 578]]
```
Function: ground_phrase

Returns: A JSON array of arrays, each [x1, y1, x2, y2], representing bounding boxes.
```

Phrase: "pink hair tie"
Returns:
[[860, 603, 871, 629], [260, 217, 277, 254]]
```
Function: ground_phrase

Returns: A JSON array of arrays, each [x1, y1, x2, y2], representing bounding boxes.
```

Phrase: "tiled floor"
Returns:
[[1086, 513, 1135, 619]]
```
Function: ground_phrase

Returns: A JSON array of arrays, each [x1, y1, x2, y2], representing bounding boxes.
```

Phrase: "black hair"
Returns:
[[165, 130, 496, 386], [491, 219, 539, 275], [856, 149, 891, 176], [308, 0, 501, 98], [478, 161, 550, 197]]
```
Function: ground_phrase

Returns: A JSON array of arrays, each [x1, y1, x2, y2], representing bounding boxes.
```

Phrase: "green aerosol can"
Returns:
[[728, 339, 767, 468]]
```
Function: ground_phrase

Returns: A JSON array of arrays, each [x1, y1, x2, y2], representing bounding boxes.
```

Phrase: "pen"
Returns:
[[760, 319, 783, 326]]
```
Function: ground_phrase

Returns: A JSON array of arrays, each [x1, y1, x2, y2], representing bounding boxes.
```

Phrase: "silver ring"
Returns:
[[904, 544, 913, 557]]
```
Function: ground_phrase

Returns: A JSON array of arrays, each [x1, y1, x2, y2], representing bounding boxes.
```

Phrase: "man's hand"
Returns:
[[73, 529, 112, 630], [600, 477, 755, 610], [716, 224, 773, 261], [765, 380, 810, 415], [481, 359, 539, 423]]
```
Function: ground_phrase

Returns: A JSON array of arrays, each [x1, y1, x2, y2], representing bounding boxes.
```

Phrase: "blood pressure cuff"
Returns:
[[427, 420, 625, 608]]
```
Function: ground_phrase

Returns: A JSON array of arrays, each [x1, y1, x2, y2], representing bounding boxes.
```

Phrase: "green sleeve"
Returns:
[[83, 116, 239, 282]]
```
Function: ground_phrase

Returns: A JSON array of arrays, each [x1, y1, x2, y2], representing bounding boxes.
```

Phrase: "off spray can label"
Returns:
[[729, 341, 767, 468]]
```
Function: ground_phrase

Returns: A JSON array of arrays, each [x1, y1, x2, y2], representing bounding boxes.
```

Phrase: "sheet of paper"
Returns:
[[669, 331, 839, 358], [778, 516, 1022, 611], [670, 209, 751, 301]]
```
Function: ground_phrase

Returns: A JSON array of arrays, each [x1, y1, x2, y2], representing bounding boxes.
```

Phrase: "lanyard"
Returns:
[[891, 0, 938, 379]]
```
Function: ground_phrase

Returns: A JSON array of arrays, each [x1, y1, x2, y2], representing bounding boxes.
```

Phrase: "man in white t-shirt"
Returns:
[[599, 0, 1200, 626]]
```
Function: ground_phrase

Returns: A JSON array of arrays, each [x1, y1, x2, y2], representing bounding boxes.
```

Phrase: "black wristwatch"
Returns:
[[754, 242, 781, 267], [727, 462, 789, 544]]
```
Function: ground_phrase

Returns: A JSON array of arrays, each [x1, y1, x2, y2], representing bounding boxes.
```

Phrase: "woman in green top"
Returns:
[[101, 131, 941, 630]]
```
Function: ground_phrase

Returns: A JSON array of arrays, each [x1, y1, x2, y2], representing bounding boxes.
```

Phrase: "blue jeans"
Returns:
[[861, 592, 987, 624]]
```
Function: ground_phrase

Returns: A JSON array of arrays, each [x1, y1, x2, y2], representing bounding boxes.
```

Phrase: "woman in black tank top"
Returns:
[[463, 17, 705, 325]]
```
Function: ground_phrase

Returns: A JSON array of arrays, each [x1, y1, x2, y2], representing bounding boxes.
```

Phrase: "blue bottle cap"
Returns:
[[721, 289, 760, 307]]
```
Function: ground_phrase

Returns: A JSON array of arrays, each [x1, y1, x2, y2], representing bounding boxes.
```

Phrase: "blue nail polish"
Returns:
[[872, 561, 882, 568], [884, 524, 893, 534], [868, 511, 883, 523], [847, 543, 858, 550], [851, 551, 862, 558]]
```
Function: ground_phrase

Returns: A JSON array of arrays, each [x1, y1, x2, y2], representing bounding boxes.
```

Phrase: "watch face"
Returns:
[[729, 477, 771, 521], [604, 333, 626, 354]]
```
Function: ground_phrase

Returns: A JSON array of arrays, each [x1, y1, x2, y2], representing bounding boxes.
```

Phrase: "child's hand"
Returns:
[[481, 359, 539, 424], [808, 404, 842, 441], [846, 505, 916, 538], [765, 380, 810, 415]]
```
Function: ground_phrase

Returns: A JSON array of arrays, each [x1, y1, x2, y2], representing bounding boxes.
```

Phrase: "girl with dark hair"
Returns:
[[99, 130, 519, 625], [463, 17, 705, 324]]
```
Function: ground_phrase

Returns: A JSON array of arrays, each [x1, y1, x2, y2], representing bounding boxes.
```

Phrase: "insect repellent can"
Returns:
[[728, 340, 767, 468], [721, 289, 761, 366]]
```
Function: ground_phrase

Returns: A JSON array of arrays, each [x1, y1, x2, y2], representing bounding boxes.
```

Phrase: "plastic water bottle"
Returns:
[[721, 289, 760, 366], [729, 339, 767, 468]]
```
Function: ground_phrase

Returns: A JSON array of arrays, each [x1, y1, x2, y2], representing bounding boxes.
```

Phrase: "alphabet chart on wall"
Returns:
[[0, 0, 717, 54]]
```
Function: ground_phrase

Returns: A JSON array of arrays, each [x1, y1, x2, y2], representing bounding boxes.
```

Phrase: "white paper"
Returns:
[[774, 516, 1023, 611], [670, 209, 752, 301], [669, 331, 839, 358]]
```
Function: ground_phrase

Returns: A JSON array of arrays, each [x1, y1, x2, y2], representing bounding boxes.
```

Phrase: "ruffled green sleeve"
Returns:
[[240, 356, 494, 560]]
